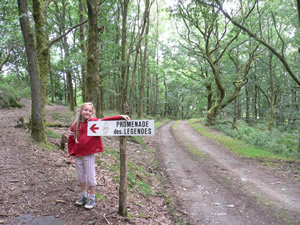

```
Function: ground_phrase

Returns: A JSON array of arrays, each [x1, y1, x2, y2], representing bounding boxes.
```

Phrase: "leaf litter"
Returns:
[[0, 100, 172, 225]]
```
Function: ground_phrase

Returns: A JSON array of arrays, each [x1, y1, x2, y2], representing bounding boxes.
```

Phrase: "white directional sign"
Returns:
[[87, 120, 155, 136]]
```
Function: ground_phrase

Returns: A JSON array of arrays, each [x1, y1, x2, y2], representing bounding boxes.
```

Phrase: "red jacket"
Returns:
[[68, 116, 122, 156]]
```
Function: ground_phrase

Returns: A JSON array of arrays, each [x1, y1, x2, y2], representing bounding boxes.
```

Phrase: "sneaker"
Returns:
[[84, 198, 95, 209], [75, 195, 88, 206]]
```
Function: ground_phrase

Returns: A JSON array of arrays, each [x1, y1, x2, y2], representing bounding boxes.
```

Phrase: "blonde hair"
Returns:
[[73, 102, 96, 143]]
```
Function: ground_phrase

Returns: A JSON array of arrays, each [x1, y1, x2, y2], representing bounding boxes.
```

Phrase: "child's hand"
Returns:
[[69, 155, 75, 164], [120, 115, 130, 120]]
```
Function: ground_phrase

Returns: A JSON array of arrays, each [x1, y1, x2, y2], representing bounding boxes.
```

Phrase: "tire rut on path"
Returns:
[[157, 121, 299, 225], [179, 121, 300, 214]]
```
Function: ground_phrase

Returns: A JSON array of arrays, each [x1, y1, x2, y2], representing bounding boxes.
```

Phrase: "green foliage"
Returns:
[[0, 88, 21, 108], [188, 119, 299, 161], [95, 192, 107, 200], [173, 120, 206, 160], [50, 111, 74, 124], [213, 120, 299, 159], [128, 136, 147, 149], [45, 128, 61, 139], [0, 78, 30, 108], [127, 167, 153, 195], [154, 118, 170, 129], [39, 141, 57, 152], [102, 148, 154, 196]]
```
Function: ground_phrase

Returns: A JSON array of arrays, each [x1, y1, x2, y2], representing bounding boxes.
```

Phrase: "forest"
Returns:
[[0, 0, 300, 223], [0, 1, 299, 157]]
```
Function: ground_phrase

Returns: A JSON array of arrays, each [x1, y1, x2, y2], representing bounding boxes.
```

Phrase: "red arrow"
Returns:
[[90, 124, 99, 133]]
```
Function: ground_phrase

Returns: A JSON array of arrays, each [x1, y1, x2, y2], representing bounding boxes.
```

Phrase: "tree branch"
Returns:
[[0, 47, 13, 71], [271, 11, 285, 57], [209, 0, 300, 86], [48, 19, 88, 48]]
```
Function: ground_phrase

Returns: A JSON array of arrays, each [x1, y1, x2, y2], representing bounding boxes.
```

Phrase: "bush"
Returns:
[[0, 78, 30, 108], [0, 88, 22, 108], [213, 120, 299, 159]]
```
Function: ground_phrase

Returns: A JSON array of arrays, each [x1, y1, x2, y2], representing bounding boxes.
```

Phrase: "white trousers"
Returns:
[[75, 154, 97, 186]]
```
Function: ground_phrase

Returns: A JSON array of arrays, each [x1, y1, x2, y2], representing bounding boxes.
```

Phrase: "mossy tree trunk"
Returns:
[[86, 0, 102, 117], [112, 3, 121, 111], [62, 0, 74, 112], [205, 82, 213, 115], [32, 0, 48, 129], [20, 0, 87, 143], [18, 0, 45, 142], [49, 55, 55, 103], [79, 0, 87, 103], [205, 58, 225, 126]]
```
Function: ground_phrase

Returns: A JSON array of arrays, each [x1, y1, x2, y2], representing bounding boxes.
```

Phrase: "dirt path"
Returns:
[[156, 121, 300, 225]]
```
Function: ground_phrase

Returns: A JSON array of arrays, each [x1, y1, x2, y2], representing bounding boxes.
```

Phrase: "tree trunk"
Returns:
[[152, 0, 160, 116], [245, 86, 250, 124], [268, 55, 275, 132], [114, 2, 121, 111], [206, 83, 213, 112], [86, 0, 101, 117], [138, 3, 150, 118], [206, 60, 225, 126], [62, 0, 74, 111], [48, 54, 54, 103], [32, 0, 48, 128], [253, 65, 258, 121], [146, 67, 150, 115], [129, 0, 150, 115], [233, 97, 238, 125], [0, 47, 12, 72], [99, 76, 104, 118], [79, 0, 87, 102], [298, 134, 300, 153], [18, 0, 45, 142], [118, 0, 129, 217], [163, 72, 168, 118]]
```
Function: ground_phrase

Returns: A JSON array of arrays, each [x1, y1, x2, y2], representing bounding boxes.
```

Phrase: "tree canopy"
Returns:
[[0, 0, 298, 132]]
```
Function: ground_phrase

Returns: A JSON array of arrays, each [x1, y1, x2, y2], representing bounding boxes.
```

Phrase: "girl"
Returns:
[[68, 102, 130, 209]]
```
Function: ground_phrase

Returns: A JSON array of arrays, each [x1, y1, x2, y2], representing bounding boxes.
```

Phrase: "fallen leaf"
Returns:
[[56, 200, 67, 204]]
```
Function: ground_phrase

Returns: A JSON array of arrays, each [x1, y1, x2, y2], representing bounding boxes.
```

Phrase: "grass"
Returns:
[[101, 148, 154, 196], [39, 141, 57, 152], [129, 136, 147, 149], [172, 120, 207, 161], [155, 118, 170, 129], [188, 119, 296, 161], [95, 192, 107, 200], [0, 78, 30, 108], [51, 111, 74, 123], [46, 128, 61, 139]]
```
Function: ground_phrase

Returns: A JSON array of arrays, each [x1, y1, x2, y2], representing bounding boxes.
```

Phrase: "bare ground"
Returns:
[[1, 101, 300, 225]]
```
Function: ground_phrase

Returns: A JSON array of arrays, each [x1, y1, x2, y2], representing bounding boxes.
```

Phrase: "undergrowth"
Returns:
[[0, 79, 30, 108], [188, 119, 299, 161], [100, 148, 154, 196]]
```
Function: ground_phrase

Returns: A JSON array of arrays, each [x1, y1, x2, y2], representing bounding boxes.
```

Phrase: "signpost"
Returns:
[[87, 120, 155, 136]]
